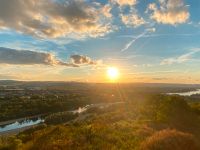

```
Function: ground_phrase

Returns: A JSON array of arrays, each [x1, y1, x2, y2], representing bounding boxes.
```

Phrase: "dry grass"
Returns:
[[140, 129, 200, 150]]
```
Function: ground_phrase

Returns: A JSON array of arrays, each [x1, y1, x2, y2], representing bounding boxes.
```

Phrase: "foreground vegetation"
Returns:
[[1, 94, 200, 150]]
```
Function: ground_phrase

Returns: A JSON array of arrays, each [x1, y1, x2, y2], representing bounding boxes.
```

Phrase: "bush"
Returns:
[[140, 129, 200, 150], [0, 136, 22, 150], [45, 112, 78, 125]]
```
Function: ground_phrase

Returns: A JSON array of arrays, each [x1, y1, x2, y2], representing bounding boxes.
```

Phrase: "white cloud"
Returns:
[[112, 0, 137, 6], [121, 31, 146, 52], [0, 0, 112, 38], [148, 0, 189, 25], [146, 28, 156, 33], [121, 14, 145, 27], [101, 4, 113, 18], [121, 28, 155, 52], [160, 51, 197, 65], [118, 0, 146, 28]]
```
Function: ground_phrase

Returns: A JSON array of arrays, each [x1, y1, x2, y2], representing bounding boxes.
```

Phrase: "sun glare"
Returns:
[[107, 67, 119, 81]]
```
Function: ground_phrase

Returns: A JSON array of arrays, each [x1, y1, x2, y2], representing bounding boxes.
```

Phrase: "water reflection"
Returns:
[[0, 118, 44, 133], [71, 105, 90, 114], [0, 102, 123, 133], [168, 89, 200, 96]]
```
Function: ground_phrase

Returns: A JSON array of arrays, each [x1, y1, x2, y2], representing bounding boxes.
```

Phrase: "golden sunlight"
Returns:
[[107, 67, 119, 81]]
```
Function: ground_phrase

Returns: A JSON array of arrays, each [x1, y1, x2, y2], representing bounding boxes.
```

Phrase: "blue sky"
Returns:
[[0, 0, 200, 83]]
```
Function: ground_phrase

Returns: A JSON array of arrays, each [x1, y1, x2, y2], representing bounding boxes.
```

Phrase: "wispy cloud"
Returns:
[[160, 50, 200, 65], [121, 28, 156, 52], [127, 70, 178, 75], [0, 73, 19, 80], [118, 32, 198, 39], [121, 31, 146, 52], [152, 77, 169, 81]]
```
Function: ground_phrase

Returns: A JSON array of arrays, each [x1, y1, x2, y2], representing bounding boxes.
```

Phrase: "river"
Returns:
[[0, 101, 123, 134], [0, 118, 44, 133], [167, 89, 200, 96]]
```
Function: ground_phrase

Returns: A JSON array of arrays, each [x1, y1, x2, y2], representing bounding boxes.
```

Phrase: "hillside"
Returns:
[[1, 95, 200, 150]]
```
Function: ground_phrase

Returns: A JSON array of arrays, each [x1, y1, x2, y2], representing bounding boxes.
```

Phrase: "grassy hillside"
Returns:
[[1, 95, 200, 150]]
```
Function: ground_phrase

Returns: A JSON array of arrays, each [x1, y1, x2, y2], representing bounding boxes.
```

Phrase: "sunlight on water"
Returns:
[[168, 89, 200, 96], [0, 118, 44, 133], [0, 102, 124, 133], [71, 105, 90, 114]]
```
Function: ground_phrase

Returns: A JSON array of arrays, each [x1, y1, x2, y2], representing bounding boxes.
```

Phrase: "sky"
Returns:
[[0, 0, 200, 83]]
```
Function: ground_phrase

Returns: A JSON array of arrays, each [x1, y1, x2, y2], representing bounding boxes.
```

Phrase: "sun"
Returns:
[[107, 67, 119, 80]]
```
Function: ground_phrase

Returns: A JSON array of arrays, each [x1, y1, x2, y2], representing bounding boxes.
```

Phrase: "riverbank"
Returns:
[[167, 89, 200, 96], [0, 101, 124, 136], [0, 114, 46, 126], [0, 124, 42, 136]]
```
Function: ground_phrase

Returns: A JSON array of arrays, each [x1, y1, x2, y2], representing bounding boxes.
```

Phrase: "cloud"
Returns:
[[121, 14, 145, 27], [0, 47, 78, 67], [152, 77, 169, 81], [148, 0, 189, 25], [70, 55, 98, 65], [118, 0, 145, 28], [146, 28, 156, 33], [101, 4, 113, 18], [0, 0, 112, 38], [160, 51, 198, 65], [121, 28, 155, 52], [0, 74, 19, 80], [121, 31, 146, 51], [112, 0, 137, 6], [128, 70, 177, 75]]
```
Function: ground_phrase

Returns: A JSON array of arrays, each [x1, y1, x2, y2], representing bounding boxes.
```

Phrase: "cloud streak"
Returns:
[[121, 28, 155, 52], [160, 50, 199, 65], [121, 32, 146, 52]]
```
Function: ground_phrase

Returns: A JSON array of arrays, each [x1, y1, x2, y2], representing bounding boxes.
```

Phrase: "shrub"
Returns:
[[45, 112, 78, 125], [140, 129, 200, 150], [0, 136, 22, 150]]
